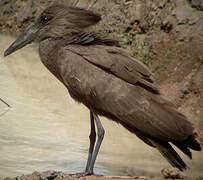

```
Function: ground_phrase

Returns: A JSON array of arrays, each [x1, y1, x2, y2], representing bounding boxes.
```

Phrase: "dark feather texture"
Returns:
[[151, 139, 187, 171]]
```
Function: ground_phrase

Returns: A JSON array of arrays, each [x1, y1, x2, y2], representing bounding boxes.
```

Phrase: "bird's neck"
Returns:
[[39, 38, 64, 82]]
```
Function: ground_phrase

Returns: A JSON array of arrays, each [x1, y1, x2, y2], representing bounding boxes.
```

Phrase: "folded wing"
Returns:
[[66, 45, 159, 94]]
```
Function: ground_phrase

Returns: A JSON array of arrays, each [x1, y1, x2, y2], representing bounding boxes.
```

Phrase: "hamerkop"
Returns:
[[4, 5, 201, 175]]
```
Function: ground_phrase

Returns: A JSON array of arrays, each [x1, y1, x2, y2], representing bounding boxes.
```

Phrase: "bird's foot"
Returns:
[[69, 171, 93, 178]]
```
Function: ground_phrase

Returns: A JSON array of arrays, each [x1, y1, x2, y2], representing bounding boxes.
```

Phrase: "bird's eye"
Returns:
[[41, 16, 50, 24]]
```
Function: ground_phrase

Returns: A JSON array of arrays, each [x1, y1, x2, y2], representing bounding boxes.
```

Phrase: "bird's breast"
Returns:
[[39, 39, 65, 82]]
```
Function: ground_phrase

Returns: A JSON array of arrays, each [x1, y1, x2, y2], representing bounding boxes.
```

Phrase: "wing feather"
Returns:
[[66, 45, 159, 94]]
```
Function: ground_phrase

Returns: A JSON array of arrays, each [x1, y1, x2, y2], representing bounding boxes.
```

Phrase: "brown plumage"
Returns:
[[4, 4, 201, 175]]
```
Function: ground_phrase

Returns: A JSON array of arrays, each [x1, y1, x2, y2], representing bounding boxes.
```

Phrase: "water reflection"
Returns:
[[0, 35, 202, 178]]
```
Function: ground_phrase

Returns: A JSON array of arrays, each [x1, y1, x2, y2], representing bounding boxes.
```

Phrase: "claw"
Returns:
[[69, 171, 93, 178]]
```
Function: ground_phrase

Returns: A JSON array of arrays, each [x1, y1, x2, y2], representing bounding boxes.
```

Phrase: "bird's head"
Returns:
[[4, 5, 101, 56]]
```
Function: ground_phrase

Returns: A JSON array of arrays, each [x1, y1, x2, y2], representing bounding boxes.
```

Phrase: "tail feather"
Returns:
[[173, 134, 201, 159], [183, 135, 202, 151], [173, 142, 192, 159], [151, 139, 187, 171]]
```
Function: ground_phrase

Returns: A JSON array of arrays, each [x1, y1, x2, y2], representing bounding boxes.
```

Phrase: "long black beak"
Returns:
[[4, 24, 40, 57]]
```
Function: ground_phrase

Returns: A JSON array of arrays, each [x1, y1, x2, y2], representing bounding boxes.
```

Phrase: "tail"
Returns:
[[151, 139, 187, 171], [173, 134, 201, 159], [148, 97, 202, 170], [151, 135, 201, 171], [119, 120, 202, 171]]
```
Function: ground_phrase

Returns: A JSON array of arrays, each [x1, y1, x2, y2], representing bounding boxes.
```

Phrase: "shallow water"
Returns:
[[0, 35, 202, 178]]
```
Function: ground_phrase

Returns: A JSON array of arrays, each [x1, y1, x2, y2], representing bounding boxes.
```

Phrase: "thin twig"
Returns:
[[0, 97, 12, 117], [0, 98, 11, 108]]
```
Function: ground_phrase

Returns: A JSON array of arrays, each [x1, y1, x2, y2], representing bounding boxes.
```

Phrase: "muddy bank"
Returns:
[[3, 169, 193, 180]]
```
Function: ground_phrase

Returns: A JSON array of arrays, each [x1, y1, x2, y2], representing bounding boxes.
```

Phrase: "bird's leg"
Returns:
[[73, 111, 104, 178], [85, 111, 96, 174], [87, 111, 105, 175]]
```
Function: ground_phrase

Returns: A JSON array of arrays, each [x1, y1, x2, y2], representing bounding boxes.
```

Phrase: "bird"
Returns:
[[4, 4, 201, 176]]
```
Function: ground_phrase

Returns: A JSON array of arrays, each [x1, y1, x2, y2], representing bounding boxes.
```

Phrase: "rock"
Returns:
[[161, 168, 182, 179]]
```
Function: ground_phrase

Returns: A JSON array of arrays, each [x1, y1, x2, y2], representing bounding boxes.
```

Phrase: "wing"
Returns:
[[66, 45, 159, 94]]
